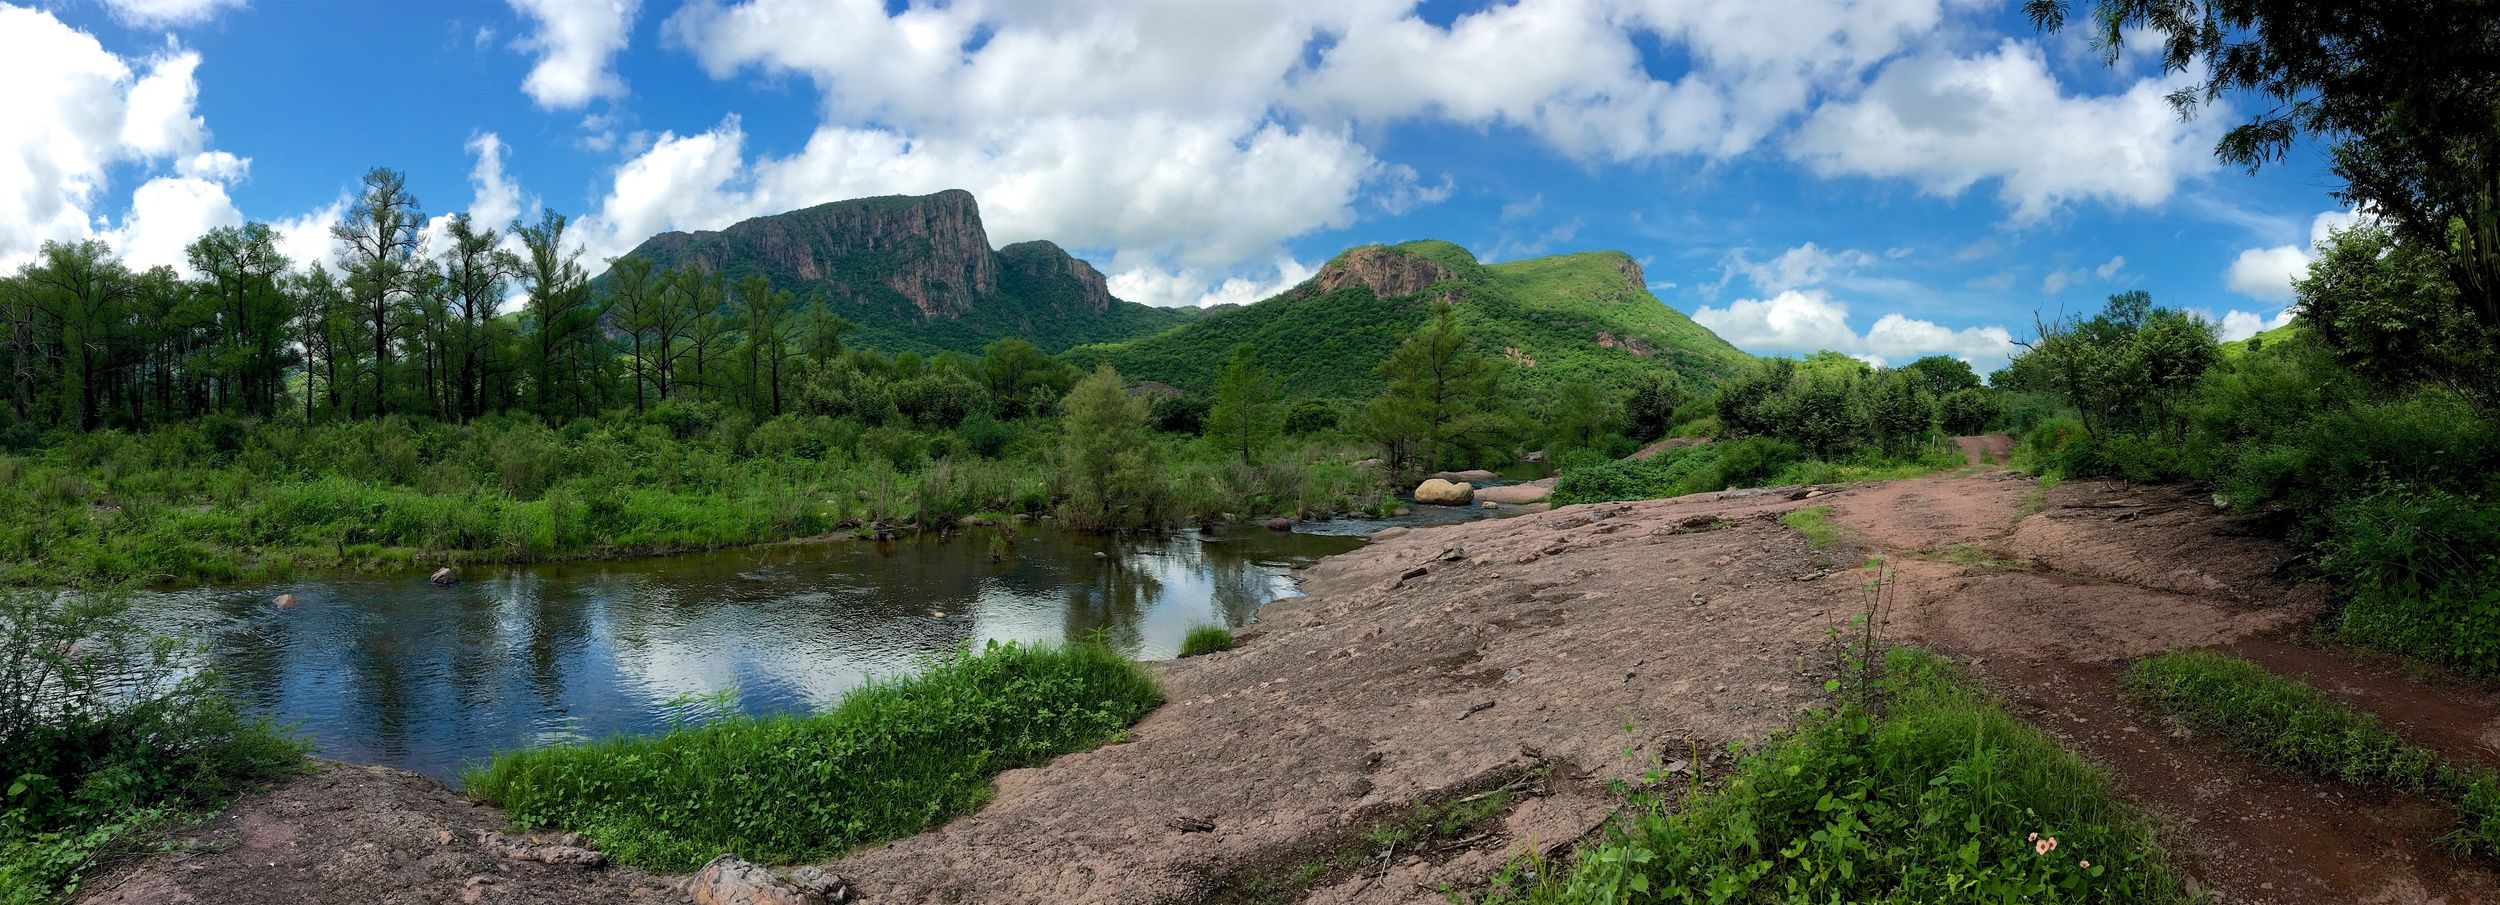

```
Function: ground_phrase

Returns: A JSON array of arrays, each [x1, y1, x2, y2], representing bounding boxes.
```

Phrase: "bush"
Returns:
[[465, 641, 1161, 872], [1940, 387, 2001, 434], [1483, 649, 2187, 904], [1, 592, 305, 901], [2316, 489, 2500, 677], [1178, 625, 1235, 657], [1281, 399, 1341, 436]]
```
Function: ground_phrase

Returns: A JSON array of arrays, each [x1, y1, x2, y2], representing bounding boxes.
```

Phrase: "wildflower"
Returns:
[[2079, 860, 2091, 869], [2028, 832, 2039, 842], [2035, 839, 2052, 854]]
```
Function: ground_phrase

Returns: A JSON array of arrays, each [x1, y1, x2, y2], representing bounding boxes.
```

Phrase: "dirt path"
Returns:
[[84, 440, 2500, 904]]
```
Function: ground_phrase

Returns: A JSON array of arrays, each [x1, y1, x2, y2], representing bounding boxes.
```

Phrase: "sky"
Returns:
[[7, 0, 2354, 372]]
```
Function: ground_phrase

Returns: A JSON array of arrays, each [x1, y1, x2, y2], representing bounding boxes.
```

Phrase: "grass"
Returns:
[[1780, 505, 1841, 550], [2126, 650, 2500, 858], [464, 640, 1163, 872], [1210, 773, 1528, 905], [1476, 648, 2189, 904], [1179, 625, 1235, 657]]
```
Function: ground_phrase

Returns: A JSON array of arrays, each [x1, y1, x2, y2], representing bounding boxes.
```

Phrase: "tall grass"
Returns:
[[464, 640, 1163, 872], [1479, 648, 2188, 904], [1179, 625, 1235, 657], [2127, 650, 2500, 857]]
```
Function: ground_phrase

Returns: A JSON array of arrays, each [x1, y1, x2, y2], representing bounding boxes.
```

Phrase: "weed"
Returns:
[[1780, 506, 1841, 550], [1179, 625, 1235, 657]]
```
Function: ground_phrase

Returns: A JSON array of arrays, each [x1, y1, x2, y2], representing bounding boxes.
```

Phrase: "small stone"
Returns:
[[1664, 759, 1689, 774], [1457, 700, 1496, 720], [429, 567, 457, 586]]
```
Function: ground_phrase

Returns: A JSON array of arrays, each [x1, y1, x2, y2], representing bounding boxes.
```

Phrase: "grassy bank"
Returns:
[[0, 591, 305, 902], [464, 640, 1162, 872], [1478, 648, 2188, 904], [1552, 436, 1966, 507], [2127, 650, 2500, 858]]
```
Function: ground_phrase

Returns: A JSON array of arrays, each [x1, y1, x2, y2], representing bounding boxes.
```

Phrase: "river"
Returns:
[[132, 511, 1500, 784]]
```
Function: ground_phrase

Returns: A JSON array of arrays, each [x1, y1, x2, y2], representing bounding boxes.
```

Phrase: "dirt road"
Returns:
[[86, 440, 2500, 904]]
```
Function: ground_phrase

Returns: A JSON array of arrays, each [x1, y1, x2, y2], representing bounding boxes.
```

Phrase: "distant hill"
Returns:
[[1064, 240, 1753, 399], [2221, 320, 2302, 359], [601, 190, 1192, 355]]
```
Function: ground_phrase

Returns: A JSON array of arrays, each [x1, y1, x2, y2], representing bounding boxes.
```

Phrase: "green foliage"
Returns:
[[2316, 489, 2500, 677], [2126, 651, 2500, 858], [1359, 303, 1517, 478], [1481, 648, 2187, 904], [464, 640, 1161, 872], [1780, 506, 1841, 550], [1623, 371, 1689, 443], [1, 591, 305, 902], [1178, 626, 1235, 658], [1940, 388, 2001, 435], [1205, 346, 1282, 464], [1058, 366, 1168, 530], [1281, 398, 1341, 436]]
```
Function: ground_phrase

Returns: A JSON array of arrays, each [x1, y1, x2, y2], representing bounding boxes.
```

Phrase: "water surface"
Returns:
[[135, 526, 1367, 783]]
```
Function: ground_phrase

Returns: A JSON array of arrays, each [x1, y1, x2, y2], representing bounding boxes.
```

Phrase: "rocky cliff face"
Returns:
[[1310, 246, 1457, 299], [998, 240, 1114, 312], [647, 189, 998, 319]]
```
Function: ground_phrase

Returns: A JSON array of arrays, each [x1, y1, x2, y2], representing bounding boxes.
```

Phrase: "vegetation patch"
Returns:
[[1178, 626, 1235, 658], [1206, 769, 1533, 905], [1780, 506, 1842, 550], [1478, 648, 2185, 904], [464, 640, 1162, 872], [0, 591, 306, 903], [2126, 650, 2500, 858]]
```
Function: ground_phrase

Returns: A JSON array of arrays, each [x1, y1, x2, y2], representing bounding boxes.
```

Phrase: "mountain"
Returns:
[[1063, 240, 1753, 400], [604, 190, 1193, 355]]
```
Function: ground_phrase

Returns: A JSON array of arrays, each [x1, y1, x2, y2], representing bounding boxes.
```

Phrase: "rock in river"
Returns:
[[1413, 478, 1474, 506]]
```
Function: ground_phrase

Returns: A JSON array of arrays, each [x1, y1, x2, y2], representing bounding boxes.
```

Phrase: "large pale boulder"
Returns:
[[1475, 477, 1556, 505], [1413, 478, 1474, 506], [1431, 469, 1500, 484], [688, 855, 851, 905]]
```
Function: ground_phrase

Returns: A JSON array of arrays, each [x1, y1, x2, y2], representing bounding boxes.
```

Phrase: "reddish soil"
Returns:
[[85, 436, 2500, 904]]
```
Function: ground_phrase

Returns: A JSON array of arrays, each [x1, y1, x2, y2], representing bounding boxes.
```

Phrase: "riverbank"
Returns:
[[79, 453, 2500, 904]]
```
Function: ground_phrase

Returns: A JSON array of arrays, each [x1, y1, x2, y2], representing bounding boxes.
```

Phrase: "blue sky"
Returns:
[[9, 0, 2348, 371]]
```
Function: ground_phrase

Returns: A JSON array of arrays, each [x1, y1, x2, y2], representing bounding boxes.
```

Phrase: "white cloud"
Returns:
[[101, 174, 243, 275], [0, 7, 229, 269], [1108, 257, 1315, 309], [2223, 208, 2368, 302], [1789, 40, 2219, 222], [2217, 307, 2296, 342], [97, 0, 246, 27], [2094, 255, 2125, 280], [1694, 288, 2014, 368], [1724, 242, 1878, 293], [1372, 164, 1454, 216], [508, 0, 638, 110], [271, 196, 346, 272]]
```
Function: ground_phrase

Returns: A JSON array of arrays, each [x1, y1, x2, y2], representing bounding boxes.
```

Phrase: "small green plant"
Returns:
[[2127, 650, 2500, 859], [465, 640, 1162, 872], [1780, 505, 1841, 550], [1179, 625, 1235, 657], [1476, 648, 2188, 904]]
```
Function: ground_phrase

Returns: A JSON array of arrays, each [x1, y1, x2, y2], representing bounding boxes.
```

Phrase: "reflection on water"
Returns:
[[131, 526, 1362, 784]]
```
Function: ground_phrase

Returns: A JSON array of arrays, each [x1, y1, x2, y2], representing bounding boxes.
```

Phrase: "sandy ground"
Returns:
[[83, 437, 2500, 904]]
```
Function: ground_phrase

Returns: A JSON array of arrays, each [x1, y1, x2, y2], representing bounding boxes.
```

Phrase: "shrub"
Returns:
[[1483, 648, 2187, 904], [1281, 398, 1341, 436], [465, 641, 1161, 871], [2315, 490, 2500, 677], [1940, 387, 2001, 435], [1179, 626, 1235, 657]]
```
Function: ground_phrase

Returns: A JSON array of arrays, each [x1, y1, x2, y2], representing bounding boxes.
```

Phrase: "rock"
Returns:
[[1372, 527, 1411, 541], [1474, 479, 1554, 505], [1413, 479, 1474, 506], [1093, 551, 1109, 559], [476, 831, 602, 866], [1266, 517, 1294, 531], [1312, 245, 1456, 299], [1479, 500, 1499, 510], [1431, 469, 1500, 484], [1523, 450, 1547, 463], [957, 515, 992, 528], [1456, 700, 1496, 721], [688, 855, 852, 905], [1399, 565, 1430, 582], [272, 593, 298, 610], [429, 568, 456, 586], [1435, 545, 1468, 562]]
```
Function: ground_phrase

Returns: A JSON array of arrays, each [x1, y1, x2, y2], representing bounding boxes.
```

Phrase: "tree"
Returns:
[[607, 256, 662, 412], [2296, 220, 2488, 396], [801, 298, 855, 366], [185, 223, 294, 417], [1865, 370, 1939, 453], [22, 240, 136, 430], [1359, 302, 1514, 478], [1623, 371, 1688, 441], [1901, 355, 1981, 398], [515, 210, 595, 417], [2032, 0, 2500, 330], [1059, 364, 1165, 530], [438, 213, 514, 420], [332, 168, 426, 418], [734, 275, 800, 416], [1203, 344, 1279, 464], [1546, 380, 1615, 460], [981, 337, 1073, 419]]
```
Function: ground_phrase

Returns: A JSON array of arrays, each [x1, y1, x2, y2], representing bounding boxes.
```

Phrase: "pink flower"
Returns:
[[2028, 832, 2039, 842], [2035, 840, 2052, 855], [2079, 860, 2091, 869]]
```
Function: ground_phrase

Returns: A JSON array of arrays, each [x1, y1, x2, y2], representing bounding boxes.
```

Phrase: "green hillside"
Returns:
[[1064, 240, 1752, 399], [2220, 319, 2301, 359]]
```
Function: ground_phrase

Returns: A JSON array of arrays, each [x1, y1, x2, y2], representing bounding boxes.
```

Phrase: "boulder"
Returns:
[[429, 568, 457, 586], [272, 593, 298, 610], [1413, 479, 1474, 506], [1474, 477, 1555, 505], [688, 855, 852, 905], [1266, 518, 1294, 531], [1431, 469, 1500, 484]]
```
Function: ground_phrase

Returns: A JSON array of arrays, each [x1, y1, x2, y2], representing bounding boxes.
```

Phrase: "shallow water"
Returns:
[[132, 525, 1375, 784]]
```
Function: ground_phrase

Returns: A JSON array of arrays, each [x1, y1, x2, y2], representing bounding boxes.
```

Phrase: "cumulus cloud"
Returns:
[[100, 173, 243, 275], [1693, 289, 2015, 369], [508, 0, 638, 109], [1722, 242, 1879, 293], [2217, 307, 2296, 342], [271, 196, 347, 272], [97, 0, 246, 27], [2223, 208, 2367, 302], [1789, 40, 2219, 222], [0, 6, 232, 269], [1107, 257, 1316, 309]]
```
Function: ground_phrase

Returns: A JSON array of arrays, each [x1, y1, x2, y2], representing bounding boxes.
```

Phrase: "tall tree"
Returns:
[[1360, 303, 1514, 477], [1059, 364, 1163, 530], [438, 213, 513, 420], [332, 168, 426, 418], [734, 275, 799, 416], [1204, 344, 1279, 464], [607, 256, 661, 412], [23, 240, 135, 430], [515, 210, 594, 418], [185, 223, 294, 417]]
